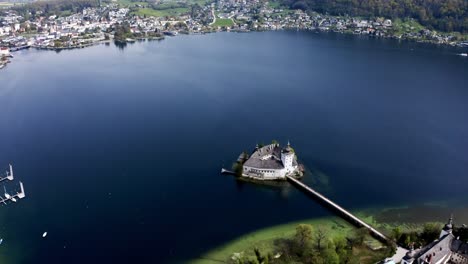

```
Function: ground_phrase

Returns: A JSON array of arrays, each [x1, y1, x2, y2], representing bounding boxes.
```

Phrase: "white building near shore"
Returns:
[[0, 47, 9, 56]]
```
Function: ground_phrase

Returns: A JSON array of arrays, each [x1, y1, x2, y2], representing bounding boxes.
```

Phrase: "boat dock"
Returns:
[[221, 168, 236, 175], [0, 164, 26, 205], [9, 45, 30, 52], [0, 164, 14, 182], [286, 175, 389, 243], [0, 181, 25, 204]]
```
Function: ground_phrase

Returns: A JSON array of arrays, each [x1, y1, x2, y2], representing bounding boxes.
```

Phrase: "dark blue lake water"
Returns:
[[0, 31, 467, 263]]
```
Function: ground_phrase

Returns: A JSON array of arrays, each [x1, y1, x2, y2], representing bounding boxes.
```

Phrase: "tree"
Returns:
[[392, 226, 403, 241], [283, 0, 468, 33], [294, 224, 313, 251], [354, 227, 368, 246], [253, 247, 268, 264], [322, 247, 340, 264], [114, 22, 133, 42], [420, 223, 442, 244], [309, 251, 325, 264], [454, 226, 468, 242], [314, 226, 327, 251], [405, 235, 412, 247], [336, 239, 356, 264]]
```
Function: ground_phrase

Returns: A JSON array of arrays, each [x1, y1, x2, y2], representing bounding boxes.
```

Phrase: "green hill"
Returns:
[[279, 0, 468, 33]]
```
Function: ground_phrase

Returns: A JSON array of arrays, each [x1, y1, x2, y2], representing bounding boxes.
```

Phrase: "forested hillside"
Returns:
[[281, 0, 468, 33]]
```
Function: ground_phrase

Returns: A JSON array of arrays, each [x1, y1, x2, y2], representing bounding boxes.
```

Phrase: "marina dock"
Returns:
[[0, 164, 14, 182], [0, 181, 25, 204], [9, 45, 30, 52], [0, 164, 26, 205], [221, 168, 236, 175], [286, 175, 390, 243]]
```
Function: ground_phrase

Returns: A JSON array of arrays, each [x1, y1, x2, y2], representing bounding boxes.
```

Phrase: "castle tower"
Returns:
[[440, 216, 454, 238], [281, 141, 294, 173]]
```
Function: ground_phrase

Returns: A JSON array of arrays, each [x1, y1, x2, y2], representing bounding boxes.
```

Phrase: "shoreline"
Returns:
[[1, 30, 465, 71], [187, 203, 467, 264], [2, 29, 466, 70], [187, 213, 392, 264]]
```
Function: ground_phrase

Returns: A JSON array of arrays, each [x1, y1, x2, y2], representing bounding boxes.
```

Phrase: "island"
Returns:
[[227, 141, 304, 180]]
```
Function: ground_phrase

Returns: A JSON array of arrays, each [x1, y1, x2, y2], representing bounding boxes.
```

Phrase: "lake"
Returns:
[[0, 31, 467, 263]]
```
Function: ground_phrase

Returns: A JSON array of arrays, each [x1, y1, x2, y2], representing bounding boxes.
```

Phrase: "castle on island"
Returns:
[[235, 141, 303, 180]]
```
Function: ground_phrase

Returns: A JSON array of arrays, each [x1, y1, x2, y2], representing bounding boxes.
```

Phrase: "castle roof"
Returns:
[[417, 234, 454, 264], [244, 144, 283, 169], [403, 231, 468, 264], [243, 143, 297, 170]]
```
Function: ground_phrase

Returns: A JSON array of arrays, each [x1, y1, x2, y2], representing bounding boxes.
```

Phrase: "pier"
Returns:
[[0, 164, 14, 182], [0, 181, 25, 204], [221, 168, 236, 175], [0, 165, 26, 205], [286, 175, 390, 243], [9, 45, 30, 52]]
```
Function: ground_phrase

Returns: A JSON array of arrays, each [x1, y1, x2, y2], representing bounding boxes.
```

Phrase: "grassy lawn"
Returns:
[[392, 19, 468, 41], [116, 0, 149, 7], [393, 18, 426, 35], [271, 9, 294, 17], [188, 216, 389, 264], [115, 0, 132, 7], [131, 7, 189, 17], [124, 0, 211, 5], [268, 0, 283, 9], [59, 10, 73, 17], [212, 18, 234, 27], [189, 0, 212, 6], [126, 0, 213, 17], [0, 2, 14, 7], [19, 32, 39, 38], [161, 0, 212, 5]]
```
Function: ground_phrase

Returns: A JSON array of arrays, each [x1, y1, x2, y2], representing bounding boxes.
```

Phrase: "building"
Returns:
[[0, 47, 9, 56], [241, 142, 301, 180], [402, 217, 468, 264]]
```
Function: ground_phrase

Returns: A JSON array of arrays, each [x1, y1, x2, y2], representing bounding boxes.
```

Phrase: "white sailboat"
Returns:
[[3, 186, 11, 199]]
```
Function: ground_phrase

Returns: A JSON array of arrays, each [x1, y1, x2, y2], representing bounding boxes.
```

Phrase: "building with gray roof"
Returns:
[[241, 142, 300, 180], [402, 217, 468, 264]]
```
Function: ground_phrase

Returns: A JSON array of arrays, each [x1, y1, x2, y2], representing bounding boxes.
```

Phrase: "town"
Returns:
[[1, 0, 468, 69]]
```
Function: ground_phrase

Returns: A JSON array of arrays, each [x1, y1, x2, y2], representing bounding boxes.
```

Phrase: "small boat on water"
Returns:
[[459, 53, 467, 57], [163, 31, 178, 36]]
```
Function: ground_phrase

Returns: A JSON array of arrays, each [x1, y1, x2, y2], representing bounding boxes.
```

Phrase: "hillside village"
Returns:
[[1, 0, 467, 68]]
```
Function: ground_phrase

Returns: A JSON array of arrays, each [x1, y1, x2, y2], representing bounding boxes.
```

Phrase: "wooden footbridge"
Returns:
[[286, 175, 390, 243]]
